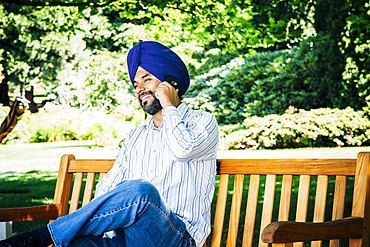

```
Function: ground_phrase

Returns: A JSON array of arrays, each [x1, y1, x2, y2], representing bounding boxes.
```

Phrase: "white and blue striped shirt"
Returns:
[[95, 103, 219, 246]]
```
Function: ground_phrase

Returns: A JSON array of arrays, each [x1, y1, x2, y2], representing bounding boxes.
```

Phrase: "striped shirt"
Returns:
[[95, 102, 219, 246]]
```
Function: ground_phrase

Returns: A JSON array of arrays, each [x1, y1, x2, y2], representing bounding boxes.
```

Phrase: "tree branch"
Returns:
[[0, 0, 118, 7]]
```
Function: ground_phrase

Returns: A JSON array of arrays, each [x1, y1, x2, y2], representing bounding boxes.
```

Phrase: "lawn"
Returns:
[[1, 141, 367, 245]]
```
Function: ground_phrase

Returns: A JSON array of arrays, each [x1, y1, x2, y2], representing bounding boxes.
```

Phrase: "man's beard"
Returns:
[[139, 91, 163, 115]]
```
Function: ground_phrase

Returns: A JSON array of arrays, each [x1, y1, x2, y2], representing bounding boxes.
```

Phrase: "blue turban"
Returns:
[[127, 41, 190, 96]]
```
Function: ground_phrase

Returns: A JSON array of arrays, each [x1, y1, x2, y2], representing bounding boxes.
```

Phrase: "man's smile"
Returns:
[[139, 91, 156, 106]]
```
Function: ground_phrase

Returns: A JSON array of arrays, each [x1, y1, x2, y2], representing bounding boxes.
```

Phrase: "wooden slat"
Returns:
[[294, 175, 310, 247], [68, 159, 114, 173], [278, 175, 293, 221], [54, 154, 75, 217], [226, 175, 245, 247], [259, 175, 276, 247], [262, 217, 363, 243], [211, 174, 229, 247], [69, 172, 84, 214], [350, 152, 370, 247], [82, 173, 96, 206], [99, 173, 106, 182], [329, 176, 347, 247], [218, 159, 356, 176], [242, 175, 260, 247], [0, 205, 59, 221], [312, 175, 328, 247], [273, 175, 293, 247]]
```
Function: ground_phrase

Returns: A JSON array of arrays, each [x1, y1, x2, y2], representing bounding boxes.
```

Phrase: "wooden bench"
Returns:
[[0, 152, 369, 246]]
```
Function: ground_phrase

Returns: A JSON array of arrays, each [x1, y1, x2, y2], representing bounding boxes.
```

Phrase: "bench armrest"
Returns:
[[0, 204, 59, 221], [261, 217, 363, 243]]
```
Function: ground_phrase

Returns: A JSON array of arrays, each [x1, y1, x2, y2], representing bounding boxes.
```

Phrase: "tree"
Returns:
[[0, 4, 115, 106]]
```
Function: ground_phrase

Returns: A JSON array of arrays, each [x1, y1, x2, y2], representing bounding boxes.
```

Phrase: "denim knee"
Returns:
[[114, 179, 161, 203]]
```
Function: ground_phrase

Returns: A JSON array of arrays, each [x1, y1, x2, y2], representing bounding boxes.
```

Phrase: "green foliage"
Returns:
[[220, 108, 370, 150], [185, 34, 337, 125], [339, 2, 370, 111], [52, 51, 136, 112], [0, 5, 80, 90]]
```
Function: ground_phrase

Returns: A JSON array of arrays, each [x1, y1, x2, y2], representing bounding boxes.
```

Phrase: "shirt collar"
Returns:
[[142, 102, 188, 128]]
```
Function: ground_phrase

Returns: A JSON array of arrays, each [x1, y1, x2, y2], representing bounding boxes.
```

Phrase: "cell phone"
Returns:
[[165, 75, 179, 89]]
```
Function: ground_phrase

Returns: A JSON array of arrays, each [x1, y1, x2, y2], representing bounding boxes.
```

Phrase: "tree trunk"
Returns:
[[25, 86, 38, 113], [0, 74, 10, 106]]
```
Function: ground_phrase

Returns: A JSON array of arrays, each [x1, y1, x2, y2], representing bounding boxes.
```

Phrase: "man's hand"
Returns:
[[155, 81, 179, 108]]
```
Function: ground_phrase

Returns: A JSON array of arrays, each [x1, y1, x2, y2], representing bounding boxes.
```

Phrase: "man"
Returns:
[[0, 41, 219, 247]]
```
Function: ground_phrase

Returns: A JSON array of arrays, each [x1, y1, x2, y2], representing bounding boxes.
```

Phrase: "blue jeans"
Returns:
[[47, 179, 196, 247]]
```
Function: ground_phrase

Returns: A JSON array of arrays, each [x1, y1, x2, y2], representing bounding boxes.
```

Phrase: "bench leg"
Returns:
[[0, 222, 12, 240]]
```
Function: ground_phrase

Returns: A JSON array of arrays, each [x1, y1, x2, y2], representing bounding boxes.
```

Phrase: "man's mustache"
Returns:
[[139, 91, 156, 104]]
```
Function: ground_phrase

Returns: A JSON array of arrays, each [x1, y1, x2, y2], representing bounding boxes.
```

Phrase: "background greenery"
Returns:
[[1, 0, 369, 122]]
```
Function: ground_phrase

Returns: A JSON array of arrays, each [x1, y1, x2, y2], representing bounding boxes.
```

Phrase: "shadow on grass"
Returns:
[[0, 171, 58, 235]]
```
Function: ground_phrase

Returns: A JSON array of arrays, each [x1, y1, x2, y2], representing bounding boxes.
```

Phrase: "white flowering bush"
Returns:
[[220, 107, 370, 150]]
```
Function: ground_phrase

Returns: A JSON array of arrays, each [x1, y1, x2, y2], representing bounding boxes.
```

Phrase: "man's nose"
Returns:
[[135, 83, 145, 94]]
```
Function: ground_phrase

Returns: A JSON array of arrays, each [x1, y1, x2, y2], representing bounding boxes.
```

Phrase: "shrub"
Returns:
[[184, 34, 345, 126], [220, 107, 370, 150]]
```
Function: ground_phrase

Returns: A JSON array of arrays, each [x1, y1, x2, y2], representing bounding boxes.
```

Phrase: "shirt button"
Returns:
[[153, 150, 156, 152]]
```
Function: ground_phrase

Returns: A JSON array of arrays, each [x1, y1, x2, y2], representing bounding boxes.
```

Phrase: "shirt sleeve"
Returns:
[[162, 106, 219, 161], [94, 137, 129, 198]]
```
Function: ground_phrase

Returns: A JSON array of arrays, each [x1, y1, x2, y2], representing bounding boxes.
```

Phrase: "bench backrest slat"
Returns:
[[226, 174, 244, 247], [259, 174, 276, 247], [211, 174, 229, 247], [241, 174, 260, 247], [332, 175, 346, 220], [278, 175, 293, 221], [69, 172, 84, 214], [82, 173, 96, 206], [294, 175, 310, 247]]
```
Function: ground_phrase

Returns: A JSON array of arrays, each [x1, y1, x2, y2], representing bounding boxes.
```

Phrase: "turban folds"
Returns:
[[127, 41, 190, 96]]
